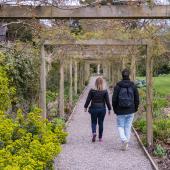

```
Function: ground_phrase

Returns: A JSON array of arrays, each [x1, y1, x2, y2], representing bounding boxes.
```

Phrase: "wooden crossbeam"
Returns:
[[0, 5, 169, 19], [44, 39, 147, 46]]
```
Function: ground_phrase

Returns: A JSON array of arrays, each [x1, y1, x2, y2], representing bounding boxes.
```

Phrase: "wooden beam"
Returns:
[[39, 43, 46, 119], [0, 5, 170, 19], [146, 43, 153, 147], [44, 39, 147, 46]]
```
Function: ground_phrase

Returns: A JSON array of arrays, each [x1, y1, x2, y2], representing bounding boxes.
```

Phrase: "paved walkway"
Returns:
[[55, 77, 153, 170]]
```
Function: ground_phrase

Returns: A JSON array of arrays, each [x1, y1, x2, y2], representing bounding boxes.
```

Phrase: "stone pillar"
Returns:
[[40, 44, 46, 119], [74, 60, 78, 95], [108, 62, 111, 83], [69, 59, 73, 105], [84, 62, 90, 82], [122, 57, 126, 70], [59, 60, 64, 116], [103, 63, 107, 78], [97, 64, 100, 75]]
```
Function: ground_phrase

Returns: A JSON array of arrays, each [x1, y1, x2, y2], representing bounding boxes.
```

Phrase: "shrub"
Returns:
[[153, 98, 168, 112], [0, 108, 67, 170], [0, 53, 16, 111], [153, 144, 166, 157], [153, 118, 170, 142], [133, 118, 146, 134]]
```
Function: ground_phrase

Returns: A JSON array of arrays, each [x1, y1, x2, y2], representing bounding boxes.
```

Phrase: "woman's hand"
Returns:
[[84, 108, 87, 112]]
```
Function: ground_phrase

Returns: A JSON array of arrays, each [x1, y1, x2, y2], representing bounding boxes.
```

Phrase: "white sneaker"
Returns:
[[122, 141, 128, 151]]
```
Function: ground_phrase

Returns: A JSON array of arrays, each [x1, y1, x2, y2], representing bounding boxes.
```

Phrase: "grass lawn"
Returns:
[[137, 74, 170, 96]]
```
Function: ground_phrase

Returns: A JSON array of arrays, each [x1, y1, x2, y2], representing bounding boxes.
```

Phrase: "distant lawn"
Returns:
[[137, 74, 170, 96]]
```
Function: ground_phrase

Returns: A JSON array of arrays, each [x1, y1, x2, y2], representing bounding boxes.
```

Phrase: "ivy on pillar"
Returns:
[[59, 59, 65, 116], [40, 43, 47, 119], [146, 43, 154, 148]]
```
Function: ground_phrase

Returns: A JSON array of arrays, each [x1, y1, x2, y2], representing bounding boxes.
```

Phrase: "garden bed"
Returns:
[[134, 75, 170, 170]]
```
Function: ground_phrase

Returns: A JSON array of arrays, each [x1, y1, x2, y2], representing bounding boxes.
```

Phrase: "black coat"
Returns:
[[84, 89, 111, 110], [112, 80, 139, 115]]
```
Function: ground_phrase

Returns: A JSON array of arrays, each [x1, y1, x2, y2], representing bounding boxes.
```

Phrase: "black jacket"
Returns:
[[112, 80, 139, 115], [84, 89, 111, 110]]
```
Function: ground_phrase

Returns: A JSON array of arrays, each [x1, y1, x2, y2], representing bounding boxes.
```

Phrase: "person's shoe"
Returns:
[[99, 138, 103, 142], [92, 134, 96, 142], [122, 141, 128, 151]]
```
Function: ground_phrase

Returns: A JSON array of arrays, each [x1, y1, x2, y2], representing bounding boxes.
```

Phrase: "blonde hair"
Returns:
[[95, 77, 104, 91]]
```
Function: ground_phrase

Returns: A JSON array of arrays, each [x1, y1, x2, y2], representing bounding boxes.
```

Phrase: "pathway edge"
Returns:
[[132, 127, 159, 170], [65, 86, 88, 128], [54, 86, 88, 170]]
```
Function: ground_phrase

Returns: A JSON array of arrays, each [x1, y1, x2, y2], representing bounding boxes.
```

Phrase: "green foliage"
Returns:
[[134, 118, 170, 142], [153, 97, 168, 111], [153, 118, 170, 142], [4, 44, 40, 108], [0, 108, 67, 169], [0, 52, 16, 111], [153, 74, 170, 96], [7, 22, 33, 42], [47, 91, 58, 104], [153, 144, 166, 157], [47, 61, 60, 93], [133, 118, 146, 134]]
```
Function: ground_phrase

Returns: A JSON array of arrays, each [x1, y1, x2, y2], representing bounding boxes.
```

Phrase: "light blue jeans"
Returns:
[[117, 114, 134, 143]]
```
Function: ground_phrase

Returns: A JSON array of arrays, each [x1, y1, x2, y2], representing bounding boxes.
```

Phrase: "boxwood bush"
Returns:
[[0, 108, 67, 170]]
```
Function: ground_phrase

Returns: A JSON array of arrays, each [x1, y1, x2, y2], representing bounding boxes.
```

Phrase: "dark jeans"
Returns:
[[90, 108, 106, 139]]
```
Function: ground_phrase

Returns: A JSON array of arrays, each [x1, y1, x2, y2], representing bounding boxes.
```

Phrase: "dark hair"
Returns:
[[122, 69, 130, 80]]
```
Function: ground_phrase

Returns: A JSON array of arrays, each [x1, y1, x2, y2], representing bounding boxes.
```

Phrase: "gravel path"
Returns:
[[55, 77, 153, 170]]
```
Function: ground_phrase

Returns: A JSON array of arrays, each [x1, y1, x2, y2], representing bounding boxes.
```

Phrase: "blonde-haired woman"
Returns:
[[84, 77, 111, 142]]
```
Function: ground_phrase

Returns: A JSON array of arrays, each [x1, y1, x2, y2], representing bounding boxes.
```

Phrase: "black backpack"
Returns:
[[118, 86, 134, 108]]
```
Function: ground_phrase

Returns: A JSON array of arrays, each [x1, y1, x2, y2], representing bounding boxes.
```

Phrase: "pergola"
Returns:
[[42, 39, 153, 147], [1, 3, 169, 148]]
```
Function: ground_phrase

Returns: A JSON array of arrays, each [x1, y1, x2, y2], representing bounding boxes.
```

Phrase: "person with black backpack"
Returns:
[[112, 69, 139, 150]]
